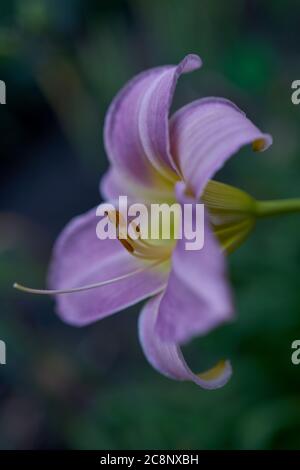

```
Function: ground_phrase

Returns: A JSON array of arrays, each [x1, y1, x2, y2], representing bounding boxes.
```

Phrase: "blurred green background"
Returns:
[[1, 0, 300, 450]]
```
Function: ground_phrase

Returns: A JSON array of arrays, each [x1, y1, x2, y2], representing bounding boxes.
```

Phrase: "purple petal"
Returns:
[[48, 208, 167, 326], [139, 294, 232, 389], [155, 211, 234, 344], [100, 167, 128, 201], [100, 166, 175, 203], [170, 97, 272, 198], [104, 54, 202, 186]]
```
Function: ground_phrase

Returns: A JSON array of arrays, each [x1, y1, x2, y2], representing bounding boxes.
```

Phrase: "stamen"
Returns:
[[13, 259, 165, 296], [106, 209, 173, 260]]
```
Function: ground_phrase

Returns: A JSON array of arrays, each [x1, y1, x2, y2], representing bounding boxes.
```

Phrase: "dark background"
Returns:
[[1, 0, 300, 450]]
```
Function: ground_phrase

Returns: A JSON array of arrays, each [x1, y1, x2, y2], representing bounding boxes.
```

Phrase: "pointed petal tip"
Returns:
[[170, 97, 273, 198], [139, 295, 233, 390], [252, 133, 273, 152], [196, 359, 232, 390], [179, 54, 203, 73]]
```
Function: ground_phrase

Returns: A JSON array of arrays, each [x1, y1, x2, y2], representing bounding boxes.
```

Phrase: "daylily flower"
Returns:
[[18, 53, 300, 389]]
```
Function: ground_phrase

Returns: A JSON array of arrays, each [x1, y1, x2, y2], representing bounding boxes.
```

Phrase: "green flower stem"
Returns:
[[255, 199, 300, 218]]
